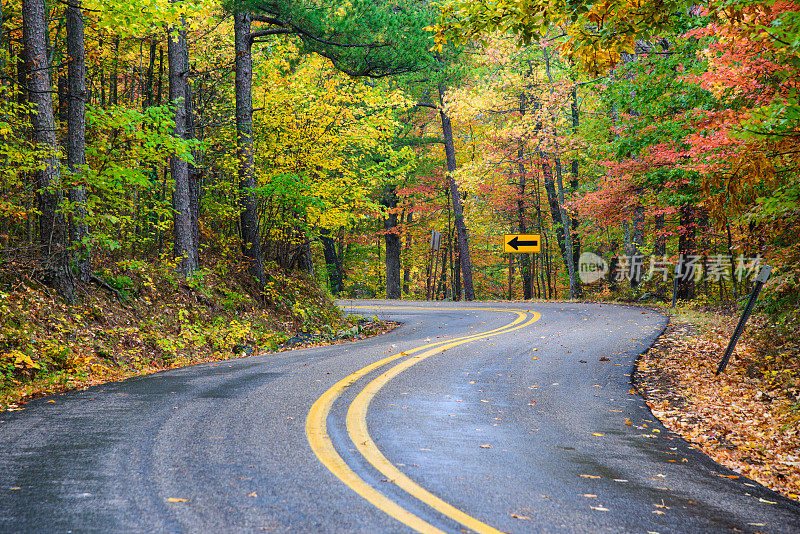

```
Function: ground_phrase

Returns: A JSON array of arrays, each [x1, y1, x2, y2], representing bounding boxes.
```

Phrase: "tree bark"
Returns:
[[23, 0, 76, 300], [654, 213, 666, 256], [66, 0, 90, 283], [234, 11, 266, 285], [677, 205, 696, 300], [167, 10, 197, 275], [320, 228, 343, 294], [543, 48, 580, 299], [569, 83, 582, 269], [382, 185, 401, 299], [110, 37, 119, 106], [144, 37, 157, 110], [515, 144, 532, 299], [402, 211, 412, 295], [185, 68, 201, 269], [156, 46, 164, 106], [438, 84, 475, 300]]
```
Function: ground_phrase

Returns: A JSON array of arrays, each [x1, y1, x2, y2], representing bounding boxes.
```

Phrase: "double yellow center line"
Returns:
[[305, 307, 541, 533]]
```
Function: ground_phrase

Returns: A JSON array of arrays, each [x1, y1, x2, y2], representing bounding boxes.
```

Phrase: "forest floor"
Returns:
[[0, 259, 395, 412], [634, 307, 800, 502]]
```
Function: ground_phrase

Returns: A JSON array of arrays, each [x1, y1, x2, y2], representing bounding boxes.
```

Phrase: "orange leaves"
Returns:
[[636, 319, 800, 502]]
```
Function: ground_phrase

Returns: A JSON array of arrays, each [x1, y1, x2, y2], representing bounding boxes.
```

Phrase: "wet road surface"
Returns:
[[1, 301, 798, 533]]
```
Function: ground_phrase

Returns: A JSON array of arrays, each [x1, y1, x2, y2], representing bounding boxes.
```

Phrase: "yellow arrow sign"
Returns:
[[503, 234, 541, 253]]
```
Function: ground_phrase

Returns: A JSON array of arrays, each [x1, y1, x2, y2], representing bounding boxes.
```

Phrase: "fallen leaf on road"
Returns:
[[9, 487, 21, 491], [656, 474, 666, 478], [592, 433, 605, 437], [589, 506, 609, 511], [579, 360, 587, 363], [583, 494, 597, 498], [625, 419, 632, 425], [716, 474, 739, 479], [511, 513, 532, 520], [599, 357, 610, 361], [580, 475, 601, 479], [652, 510, 666, 515], [248, 491, 257, 498], [758, 498, 777, 504], [480, 444, 493, 449], [168, 498, 188, 503]]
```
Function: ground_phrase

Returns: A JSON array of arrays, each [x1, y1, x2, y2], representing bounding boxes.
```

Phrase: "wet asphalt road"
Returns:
[[1, 300, 798, 533]]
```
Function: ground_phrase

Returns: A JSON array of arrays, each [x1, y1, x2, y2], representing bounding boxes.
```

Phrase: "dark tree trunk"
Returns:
[[402, 211, 412, 295], [515, 144, 532, 299], [66, 0, 90, 283], [110, 37, 118, 106], [234, 11, 266, 285], [677, 205, 696, 300], [382, 185, 401, 299], [543, 49, 580, 299], [23, 0, 76, 300], [185, 73, 201, 269], [144, 37, 157, 110], [438, 84, 475, 300], [320, 229, 343, 294], [654, 213, 666, 256], [167, 13, 197, 275], [541, 159, 566, 258], [569, 84, 582, 269], [156, 46, 164, 106]]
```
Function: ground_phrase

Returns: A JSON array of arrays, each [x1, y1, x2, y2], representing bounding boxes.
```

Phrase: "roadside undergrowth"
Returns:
[[0, 258, 390, 411], [635, 307, 800, 501]]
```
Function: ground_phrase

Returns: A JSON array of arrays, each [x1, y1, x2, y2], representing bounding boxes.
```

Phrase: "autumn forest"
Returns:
[[0, 0, 798, 416]]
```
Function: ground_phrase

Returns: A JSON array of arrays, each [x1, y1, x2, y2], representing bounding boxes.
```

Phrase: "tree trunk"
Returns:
[[438, 84, 475, 300], [185, 70, 201, 269], [569, 83, 582, 269], [544, 48, 580, 299], [22, 0, 76, 300], [234, 12, 266, 285], [144, 37, 157, 110], [167, 11, 197, 275], [66, 0, 90, 283], [156, 46, 164, 106], [654, 213, 666, 256], [677, 205, 696, 300], [320, 229, 343, 294], [110, 37, 119, 106], [402, 211, 412, 295], [382, 185, 401, 299], [515, 145, 532, 299]]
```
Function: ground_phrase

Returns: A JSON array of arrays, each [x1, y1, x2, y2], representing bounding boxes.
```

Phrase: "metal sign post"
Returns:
[[716, 265, 772, 375]]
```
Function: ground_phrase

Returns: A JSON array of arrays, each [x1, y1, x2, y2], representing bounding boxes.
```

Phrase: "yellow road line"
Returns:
[[346, 311, 541, 534], [306, 307, 537, 533]]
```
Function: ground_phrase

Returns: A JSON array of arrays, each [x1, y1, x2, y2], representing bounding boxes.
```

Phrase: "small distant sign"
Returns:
[[503, 234, 541, 253], [430, 230, 442, 251]]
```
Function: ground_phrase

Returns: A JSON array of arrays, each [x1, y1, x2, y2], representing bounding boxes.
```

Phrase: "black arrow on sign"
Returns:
[[508, 236, 538, 250]]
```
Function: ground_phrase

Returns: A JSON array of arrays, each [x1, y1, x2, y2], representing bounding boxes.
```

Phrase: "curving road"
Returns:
[[1, 301, 798, 533]]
